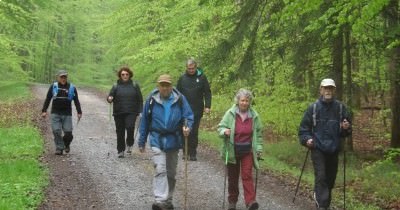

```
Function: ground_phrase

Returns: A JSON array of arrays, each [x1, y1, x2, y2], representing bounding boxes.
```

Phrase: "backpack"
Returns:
[[312, 100, 343, 129], [112, 81, 138, 95], [52, 82, 75, 101]]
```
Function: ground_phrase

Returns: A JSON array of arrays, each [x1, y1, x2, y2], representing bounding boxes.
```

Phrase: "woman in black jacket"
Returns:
[[107, 66, 143, 158]]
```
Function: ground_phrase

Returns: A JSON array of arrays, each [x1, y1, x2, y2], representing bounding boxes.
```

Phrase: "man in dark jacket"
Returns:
[[139, 74, 194, 210], [42, 70, 82, 155], [177, 58, 212, 161], [298, 78, 351, 210]]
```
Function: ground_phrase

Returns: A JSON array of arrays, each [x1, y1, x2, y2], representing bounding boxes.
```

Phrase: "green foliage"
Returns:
[[358, 149, 400, 204], [0, 127, 47, 210], [0, 81, 31, 103], [0, 80, 47, 210], [0, 127, 43, 159]]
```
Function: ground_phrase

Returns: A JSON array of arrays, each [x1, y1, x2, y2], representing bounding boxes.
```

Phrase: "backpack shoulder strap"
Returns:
[[146, 97, 155, 128], [68, 83, 75, 101], [52, 82, 58, 99], [312, 100, 318, 127]]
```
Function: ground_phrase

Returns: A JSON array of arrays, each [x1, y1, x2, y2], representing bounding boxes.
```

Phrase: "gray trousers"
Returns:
[[51, 114, 73, 150], [151, 147, 179, 204]]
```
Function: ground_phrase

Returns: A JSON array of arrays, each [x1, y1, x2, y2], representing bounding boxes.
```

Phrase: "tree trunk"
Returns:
[[344, 24, 353, 151], [385, 0, 400, 148], [389, 46, 400, 148], [332, 27, 344, 101]]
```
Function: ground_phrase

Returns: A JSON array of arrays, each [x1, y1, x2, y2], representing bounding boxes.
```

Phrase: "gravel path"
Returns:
[[34, 84, 312, 210]]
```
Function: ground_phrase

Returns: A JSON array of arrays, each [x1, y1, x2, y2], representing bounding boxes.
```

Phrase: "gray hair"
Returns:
[[186, 58, 197, 66], [234, 88, 253, 104]]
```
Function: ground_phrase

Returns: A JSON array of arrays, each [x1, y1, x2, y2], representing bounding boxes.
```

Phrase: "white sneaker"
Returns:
[[118, 151, 124, 158], [127, 146, 132, 154]]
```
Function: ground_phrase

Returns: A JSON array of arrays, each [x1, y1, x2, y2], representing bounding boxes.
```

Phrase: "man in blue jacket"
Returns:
[[298, 78, 352, 210], [139, 74, 194, 210]]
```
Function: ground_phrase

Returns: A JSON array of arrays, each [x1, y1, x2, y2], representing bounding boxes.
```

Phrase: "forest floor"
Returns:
[[33, 84, 314, 210]]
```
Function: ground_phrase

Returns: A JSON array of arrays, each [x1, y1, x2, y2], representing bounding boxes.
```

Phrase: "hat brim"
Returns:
[[158, 80, 172, 84]]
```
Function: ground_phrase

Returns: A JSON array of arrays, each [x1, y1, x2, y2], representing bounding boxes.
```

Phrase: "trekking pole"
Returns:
[[184, 120, 189, 210], [293, 149, 310, 203], [76, 117, 80, 127], [134, 114, 141, 142], [343, 142, 346, 210], [109, 103, 112, 122], [222, 137, 229, 210], [255, 156, 264, 194]]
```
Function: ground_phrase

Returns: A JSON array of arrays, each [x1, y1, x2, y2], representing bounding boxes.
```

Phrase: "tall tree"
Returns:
[[332, 27, 344, 100], [384, 0, 400, 148]]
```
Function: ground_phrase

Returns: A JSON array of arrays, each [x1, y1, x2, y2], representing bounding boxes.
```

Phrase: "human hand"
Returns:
[[204, 108, 210, 114], [77, 113, 82, 120], [41, 112, 47, 118], [306, 139, 314, 148], [224, 129, 231, 137], [107, 96, 113, 103], [341, 119, 350, 130], [183, 126, 190, 137], [139, 147, 145, 153], [256, 152, 263, 160]]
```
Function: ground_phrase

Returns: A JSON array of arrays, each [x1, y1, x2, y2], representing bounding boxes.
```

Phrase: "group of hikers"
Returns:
[[41, 58, 352, 210]]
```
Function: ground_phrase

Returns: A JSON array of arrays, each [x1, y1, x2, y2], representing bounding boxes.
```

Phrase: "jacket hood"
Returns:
[[185, 67, 204, 77], [149, 87, 181, 104], [227, 104, 258, 119]]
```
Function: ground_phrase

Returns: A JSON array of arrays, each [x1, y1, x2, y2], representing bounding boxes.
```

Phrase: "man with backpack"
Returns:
[[138, 74, 194, 210], [177, 58, 212, 161], [298, 78, 351, 210], [41, 70, 82, 155]]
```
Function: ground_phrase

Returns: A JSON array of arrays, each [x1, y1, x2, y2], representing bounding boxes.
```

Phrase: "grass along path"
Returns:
[[0, 81, 47, 210]]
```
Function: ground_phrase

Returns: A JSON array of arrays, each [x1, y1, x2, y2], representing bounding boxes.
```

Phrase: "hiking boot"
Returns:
[[227, 202, 236, 210], [65, 145, 70, 153], [247, 201, 259, 210], [165, 202, 174, 210], [313, 192, 320, 208], [189, 156, 197, 161], [55, 150, 63, 155], [118, 151, 124, 158], [152, 202, 169, 210], [126, 146, 132, 154]]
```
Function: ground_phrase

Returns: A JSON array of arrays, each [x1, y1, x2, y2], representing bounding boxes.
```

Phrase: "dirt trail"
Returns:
[[34, 84, 312, 210]]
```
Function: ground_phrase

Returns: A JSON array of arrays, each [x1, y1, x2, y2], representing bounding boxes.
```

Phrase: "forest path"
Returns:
[[34, 84, 312, 210]]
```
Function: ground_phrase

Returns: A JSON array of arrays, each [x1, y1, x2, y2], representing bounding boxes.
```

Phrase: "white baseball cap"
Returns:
[[320, 78, 336, 87]]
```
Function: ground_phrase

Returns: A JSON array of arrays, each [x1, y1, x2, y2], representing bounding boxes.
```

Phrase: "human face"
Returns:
[[238, 96, 250, 112], [186, 63, 196, 76], [157, 82, 173, 99], [120, 71, 130, 82], [57, 75, 67, 85], [320, 86, 336, 101]]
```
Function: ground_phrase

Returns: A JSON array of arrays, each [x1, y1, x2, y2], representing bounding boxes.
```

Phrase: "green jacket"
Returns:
[[217, 104, 263, 169]]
